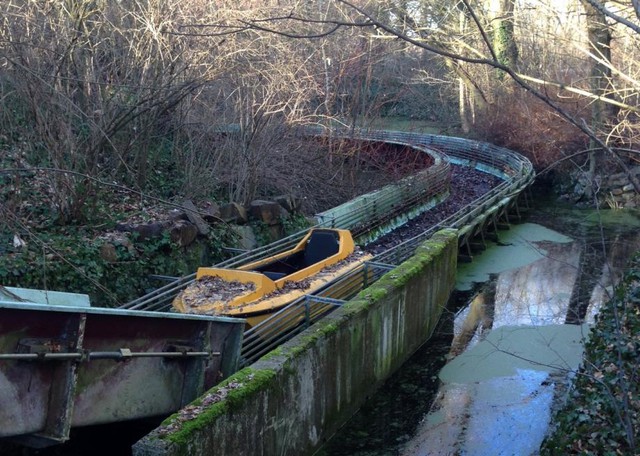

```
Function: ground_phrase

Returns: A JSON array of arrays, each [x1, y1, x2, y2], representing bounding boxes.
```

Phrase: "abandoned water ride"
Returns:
[[173, 229, 371, 328]]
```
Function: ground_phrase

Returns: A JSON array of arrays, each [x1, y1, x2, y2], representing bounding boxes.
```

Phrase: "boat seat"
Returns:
[[263, 271, 287, 281], [304, 230, 340, 267]]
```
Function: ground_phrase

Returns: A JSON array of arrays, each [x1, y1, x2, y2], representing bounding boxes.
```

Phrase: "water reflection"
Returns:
[[585, 233, 640, 322], [456, 223, 573, 292], [320, 210, 640, 456], [406, 225, 586, 455], [492, 241, 582, 327]]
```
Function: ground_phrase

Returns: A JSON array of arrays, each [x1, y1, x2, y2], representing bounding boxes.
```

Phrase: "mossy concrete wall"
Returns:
[[133, 229, 458, 456]]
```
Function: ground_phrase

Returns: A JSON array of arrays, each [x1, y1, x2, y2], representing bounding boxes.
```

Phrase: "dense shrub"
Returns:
[[474, 90, 590, 170]]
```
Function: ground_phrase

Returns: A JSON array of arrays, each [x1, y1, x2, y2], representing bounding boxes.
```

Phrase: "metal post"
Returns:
[[304, 297, 311, 329]]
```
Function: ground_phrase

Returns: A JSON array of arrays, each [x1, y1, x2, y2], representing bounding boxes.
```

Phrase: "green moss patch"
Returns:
[[156, 368, 277, 445]]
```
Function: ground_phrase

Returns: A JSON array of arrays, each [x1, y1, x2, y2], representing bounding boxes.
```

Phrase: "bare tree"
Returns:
[[0, 0, 206, 223], [213, 0, 640, 193]]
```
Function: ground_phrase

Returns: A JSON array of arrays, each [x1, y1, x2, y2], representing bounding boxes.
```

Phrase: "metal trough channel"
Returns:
[[238, 129, 534, 366], [0, 295, 244, 447]]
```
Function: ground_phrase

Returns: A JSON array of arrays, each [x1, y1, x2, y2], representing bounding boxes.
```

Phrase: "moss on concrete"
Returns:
[[143, 229, 459, 454], [317, 320, 339, 336], [261, 346, 284, 361], [357, 286, 389, 304], [160, 367, 277, 446]]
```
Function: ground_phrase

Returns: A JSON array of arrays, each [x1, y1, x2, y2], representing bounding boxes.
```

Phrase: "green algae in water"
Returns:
[[582, 208, 640, 228], [439, 324, 589, 383], [456, 223, 573, 291], [533, 207, 640, 238]]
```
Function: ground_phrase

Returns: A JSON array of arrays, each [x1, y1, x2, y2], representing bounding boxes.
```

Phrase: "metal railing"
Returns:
[[240, 261, 395, 365], [237, 128, 534, 366], [120, 128, 534, 353]]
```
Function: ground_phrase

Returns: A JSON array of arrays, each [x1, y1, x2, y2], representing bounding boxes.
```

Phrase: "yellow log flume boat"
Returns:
[[173, 229, 371, 328]]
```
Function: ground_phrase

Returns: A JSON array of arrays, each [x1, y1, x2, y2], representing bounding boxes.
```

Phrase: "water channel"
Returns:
[[4, 195, 639, 456], [318, 195, 640, 456]]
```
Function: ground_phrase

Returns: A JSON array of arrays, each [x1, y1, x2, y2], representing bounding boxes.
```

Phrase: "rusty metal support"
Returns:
[[512, 200, 521, 221], [38, 313, 84, 446], [0, 349, 218, 361], [0, 301, 245, 447]]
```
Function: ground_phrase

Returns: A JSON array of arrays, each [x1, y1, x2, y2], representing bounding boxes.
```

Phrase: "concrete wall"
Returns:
[[133, 229, 458, 456]]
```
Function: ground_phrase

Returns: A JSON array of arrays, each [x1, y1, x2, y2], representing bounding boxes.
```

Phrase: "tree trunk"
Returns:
[[581, 0, 618, 198], [492, 0, 519, 72]]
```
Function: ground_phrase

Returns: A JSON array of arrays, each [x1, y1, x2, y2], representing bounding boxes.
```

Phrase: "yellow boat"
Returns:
[[173, 229, 370, 328]]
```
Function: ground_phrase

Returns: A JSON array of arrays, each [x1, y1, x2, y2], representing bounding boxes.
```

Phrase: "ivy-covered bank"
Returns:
[[1, 204, 309, 308], [0, 225, 235, 307], [542, 252, 640, 455]]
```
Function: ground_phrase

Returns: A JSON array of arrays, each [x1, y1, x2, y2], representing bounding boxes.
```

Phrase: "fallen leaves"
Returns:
[[541, 253, 640, 454], [177, 276, 256, 309], [156, 375, 254, 436]]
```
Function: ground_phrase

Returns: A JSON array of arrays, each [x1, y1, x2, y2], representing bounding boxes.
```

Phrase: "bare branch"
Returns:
[[581, 0, 640, 34], [517, 73, 640, 114]]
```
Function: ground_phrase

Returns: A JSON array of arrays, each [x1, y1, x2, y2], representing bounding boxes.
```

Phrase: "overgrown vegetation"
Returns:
[[1, 2, 640, 452], [0, 218, 236, 307], [542, 253, 640, 455]]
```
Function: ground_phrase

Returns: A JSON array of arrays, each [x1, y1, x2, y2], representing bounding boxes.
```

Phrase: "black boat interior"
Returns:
[[253, 230, 341, 280]]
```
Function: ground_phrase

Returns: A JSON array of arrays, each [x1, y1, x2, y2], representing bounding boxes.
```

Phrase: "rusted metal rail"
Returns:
[[0, 297, 244, 447]]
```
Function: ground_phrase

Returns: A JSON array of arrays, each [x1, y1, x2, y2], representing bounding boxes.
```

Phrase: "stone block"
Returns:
[[230, 225, 258, 251], [220, 202, 248, 224], [170, 220, 198, 247], [248, 200, 289, 225], [115, 222, 170, 241], [181, 199, 210, 235], [135, 222, 165, 240], [202, 201, 221, 222], [168, 209, 187, 222], [274, 195, 302, 213]]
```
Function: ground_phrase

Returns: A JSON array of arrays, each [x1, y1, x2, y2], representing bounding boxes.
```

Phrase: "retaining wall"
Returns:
[[602, 165, 640, 208], [133, 229, 458, 456]]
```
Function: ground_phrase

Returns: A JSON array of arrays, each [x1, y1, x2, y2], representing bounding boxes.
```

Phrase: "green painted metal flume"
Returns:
[[130, 128, 534, 455], [240, 127, 534, 366]]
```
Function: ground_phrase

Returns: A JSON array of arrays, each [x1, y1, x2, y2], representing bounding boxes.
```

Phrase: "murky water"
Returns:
[[0, 417, 164, 456], [318, 200, 640, 456]]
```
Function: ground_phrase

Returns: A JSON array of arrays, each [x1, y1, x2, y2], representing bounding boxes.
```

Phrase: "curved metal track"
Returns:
[[240, 128, 535, 365], [119, 127, 535, 351]]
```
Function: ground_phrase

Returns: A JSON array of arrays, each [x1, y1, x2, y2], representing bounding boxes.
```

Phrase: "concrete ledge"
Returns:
[[133, 229, 458, 456]]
